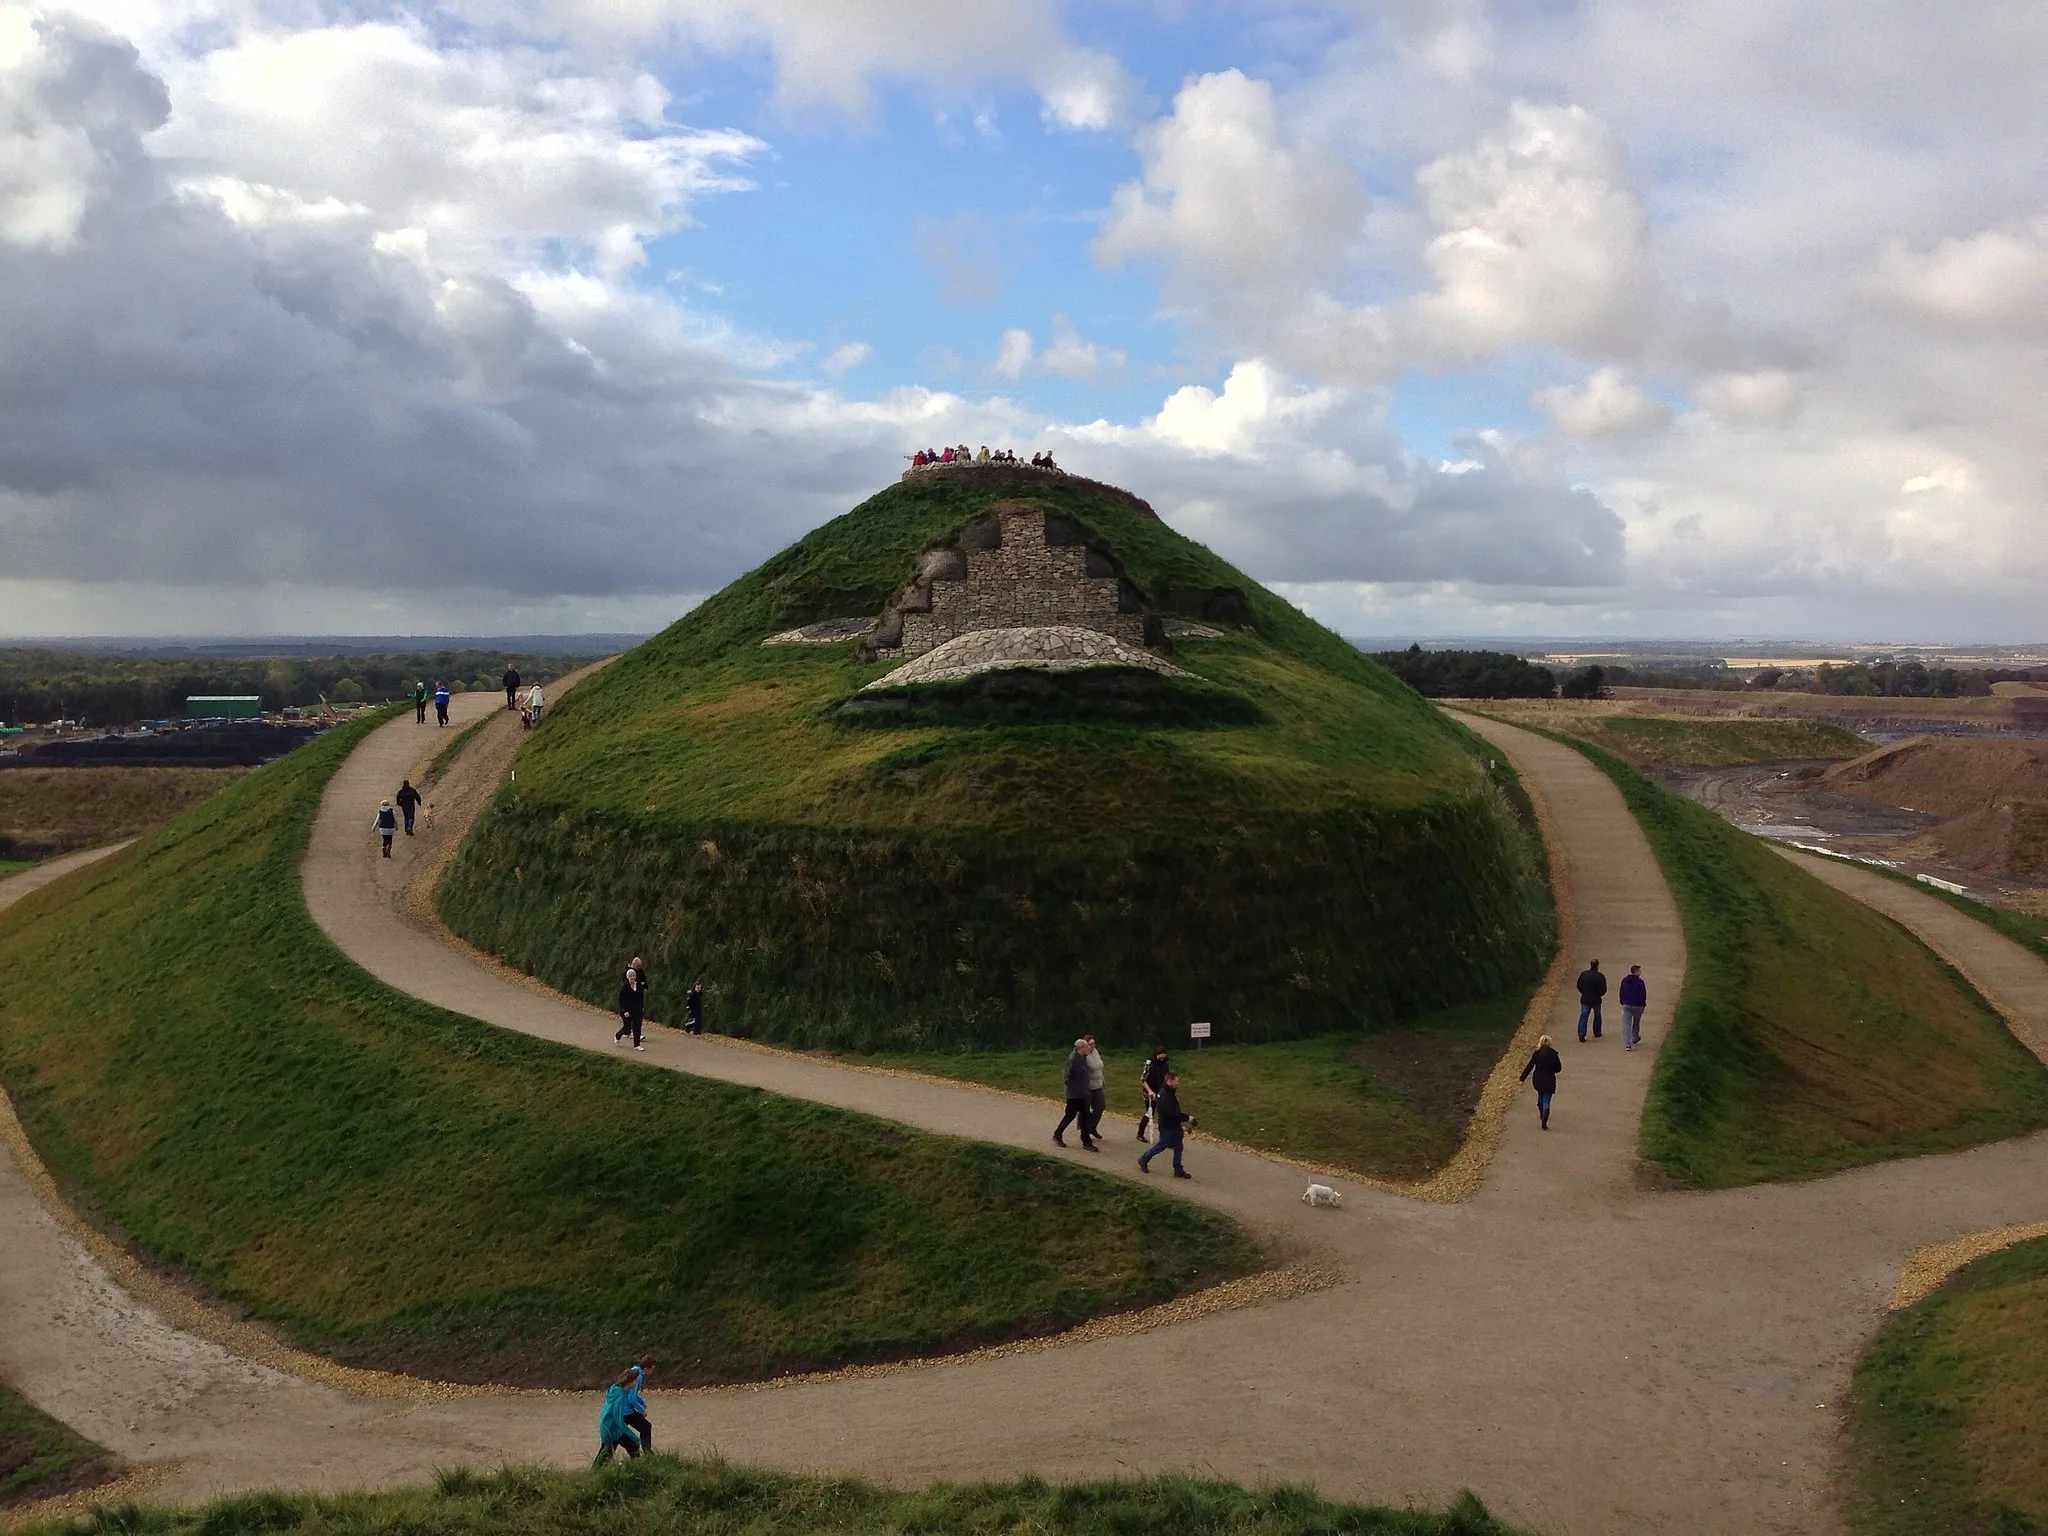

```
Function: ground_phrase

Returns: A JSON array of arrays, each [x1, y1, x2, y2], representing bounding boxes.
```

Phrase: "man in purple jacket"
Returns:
[[1619, 964, 1648, 1049]]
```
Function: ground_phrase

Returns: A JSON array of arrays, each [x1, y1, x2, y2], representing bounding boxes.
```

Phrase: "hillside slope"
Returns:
[[440, 469, 1554, 1049]]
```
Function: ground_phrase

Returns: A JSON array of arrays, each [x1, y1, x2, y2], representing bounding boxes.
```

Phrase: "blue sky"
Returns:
[[0, 0, 2041, 638]]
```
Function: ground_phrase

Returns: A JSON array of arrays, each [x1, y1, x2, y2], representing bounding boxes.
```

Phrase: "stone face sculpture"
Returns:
[[865, 503, 1161, 660]]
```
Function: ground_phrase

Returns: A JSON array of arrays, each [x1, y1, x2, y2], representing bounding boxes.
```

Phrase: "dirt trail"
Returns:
[[4, 708, 2048, 1534]]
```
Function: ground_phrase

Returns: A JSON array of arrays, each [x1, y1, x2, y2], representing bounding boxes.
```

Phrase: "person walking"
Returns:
[[1053, 1038, 1099, 1150], [614, 964, 646, 1049], [1619, 964, 1648, 1050], [526, 681, 544, 727], [413, 680, 428, 724], [503, 663, 521, 712], [593, 1366, 643, 1467], [684, 980, 705, 1036], [1519, 1033, 1564, 1129], [620, 1355, 656, 1452], [1576, 959, 1607, 1041], [1138, 1070, 1193, 1177], [1137, 1046, 1169, 1140], [1082, 1034, 1107, 1142], [433, 682, 451, 726], [373, 800, 398, 857], [394, 778, 423, 837]]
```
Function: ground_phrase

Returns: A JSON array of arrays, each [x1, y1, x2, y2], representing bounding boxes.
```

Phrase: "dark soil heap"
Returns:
[[439, 469, 1555, 1049]]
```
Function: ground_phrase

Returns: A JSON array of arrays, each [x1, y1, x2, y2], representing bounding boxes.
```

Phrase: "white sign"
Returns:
[[1189, 1021, 1213, 1040]]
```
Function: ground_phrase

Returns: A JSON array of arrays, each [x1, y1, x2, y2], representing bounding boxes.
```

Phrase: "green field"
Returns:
[[0, 858, 36, 878], [1465, 705, 1868, 769], [0, 766, 246, 861], [15, 1460, 1523, 1536], [441, 470, 1553, 1051], [1562, 740, 2048, 1185], [870, 990, 1532, 1180], [0, 716, 1256, 1387], [1848, 1235, 2048, 1534], [1, 1384, 114, 1509]]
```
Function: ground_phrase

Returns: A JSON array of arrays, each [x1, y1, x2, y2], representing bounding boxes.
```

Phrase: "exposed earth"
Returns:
[[3, 695, 2048, 1534]]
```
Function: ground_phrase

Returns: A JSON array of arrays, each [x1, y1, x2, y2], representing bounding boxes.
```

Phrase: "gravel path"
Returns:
[[3, 705, 2047, 1534]]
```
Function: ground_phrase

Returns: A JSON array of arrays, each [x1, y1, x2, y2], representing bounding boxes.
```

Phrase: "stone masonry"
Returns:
[[872, 503, 1151, 659]]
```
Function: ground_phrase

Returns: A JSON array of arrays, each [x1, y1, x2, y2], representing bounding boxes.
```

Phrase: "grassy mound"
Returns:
[[1462, 703, 1868, 769], [0, 717, 1256, 1386], [1848, 1235, 2048, 1535], [2, 1385, 116, 1510], [21, 1459, 1524, 1536], [1565, 741, 2048, 1185], [440, 471, 1552, 1049]]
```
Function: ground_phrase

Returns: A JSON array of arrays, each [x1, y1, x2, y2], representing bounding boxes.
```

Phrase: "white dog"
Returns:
[[1301, 1183, 1342, 1208]]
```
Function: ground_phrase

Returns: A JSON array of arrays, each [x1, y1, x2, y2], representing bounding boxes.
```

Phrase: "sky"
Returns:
[[0, 0, 2041, 641]]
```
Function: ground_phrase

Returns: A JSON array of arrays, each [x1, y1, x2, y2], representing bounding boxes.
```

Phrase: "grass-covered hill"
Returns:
[[0, 716, 1256, 1385], [439, 469, 1554, 1050]]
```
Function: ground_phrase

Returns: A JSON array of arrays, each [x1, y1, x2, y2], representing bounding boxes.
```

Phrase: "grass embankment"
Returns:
[[1853, 862, 2048, 965], [442, 471, 1553, 1050], [17, 1461, 1523, 1536], [1848, 1235, 2048, 1535], [1464, 703, 1867, 768], [1, 1384, 116, 1509], [0, 767, 245, 861], [1561, 740, 2048, 1185], [0, 717, 1257, 1386], [870, 991, 1532, 1180]]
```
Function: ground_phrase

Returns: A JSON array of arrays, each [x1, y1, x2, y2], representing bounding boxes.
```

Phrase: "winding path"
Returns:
[[3, 701, 2047, 1534]]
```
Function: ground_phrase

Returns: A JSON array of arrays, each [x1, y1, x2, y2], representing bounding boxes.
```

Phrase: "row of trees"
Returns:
[[1371, 646, 1608, 700], [0, 648, 603, 729]]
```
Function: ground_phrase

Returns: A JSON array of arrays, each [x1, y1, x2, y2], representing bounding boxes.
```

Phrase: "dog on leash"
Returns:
[[1301, 1183, 1342, 1207]]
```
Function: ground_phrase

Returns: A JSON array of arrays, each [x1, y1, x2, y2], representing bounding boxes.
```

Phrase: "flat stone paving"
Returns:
[[0, 702, 2045, 1534]]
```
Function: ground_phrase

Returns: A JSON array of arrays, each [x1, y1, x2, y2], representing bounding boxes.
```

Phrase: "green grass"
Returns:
[[0, 858, 37, 878], [1861, 865, 2048, 965], [1557, 738, 2048, 1186], [422, 713, 495, 788], [0, 716, 1257, 1387], [0, 766, 246, 861], [1463, 705, 1868, 769], [1847, 1235, 2048, 1535], [17, 1459, 1525, 1536], [867, 990, 1533, 1180], [441, 473, 1554, 1049], [1, 1384, 114, 1508]]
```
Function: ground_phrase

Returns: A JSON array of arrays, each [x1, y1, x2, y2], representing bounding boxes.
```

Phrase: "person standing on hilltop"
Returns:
[[503, 663, 521, 712], [1138, 1071, 1193, 1178], [373, 800, 397, 858], [1519, 1034, 1563, 1129], [1081, 1034, 1107, 1143], [1576, 959, 1607, 1041], [394, 778, 422, 837], [1619, 965, 1648, 1050], [1137, 1046, 1169, 1141], [433, 681, 451, 726], [1054, 1038, 1100, 1151], [614, 964, 646, 1049], [413, 680, 428, 724]]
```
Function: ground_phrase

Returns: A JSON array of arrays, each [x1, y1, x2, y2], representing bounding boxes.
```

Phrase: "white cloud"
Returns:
[[1876, 215, 2048, 334], [1145, 360, 1334, 457], [1033, 46, 1132, 130], [1693, 369, 1802, 427], [991, 327, 1032, 378], [1037, 315, 1123, 379], [819, 340, 870, 373], [1534, 367, 1670, 436]]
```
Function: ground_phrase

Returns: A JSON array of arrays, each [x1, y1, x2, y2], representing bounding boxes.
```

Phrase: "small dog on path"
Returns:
[[1302, 1183, 1342, 1208]]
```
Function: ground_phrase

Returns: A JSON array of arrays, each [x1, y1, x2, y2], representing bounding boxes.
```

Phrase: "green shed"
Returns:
[[184, 696, 264, 720]]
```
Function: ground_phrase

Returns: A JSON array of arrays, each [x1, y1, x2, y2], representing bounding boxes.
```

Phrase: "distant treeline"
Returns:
[[0, 648, 610, 728], [1606, 662, 2047, 698], [1371, 646, 1609, 700]]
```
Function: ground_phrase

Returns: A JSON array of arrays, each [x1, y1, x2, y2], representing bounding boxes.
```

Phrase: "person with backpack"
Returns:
[[433, 682, 451, 726], [614, 964, 646, 1049], [1519, 1033, 1564, 1129], [1619, 965, 1648, 1049], [1138, 1070, 1193, 1178], [1137, 1047, 1169, 1140], [373, 800, 397, 858], [593, 1366, 643, 1466], [394, 778, 423, 836], [1053, 1039, 1099, 1150], [1575, 959, 1607, 1041]]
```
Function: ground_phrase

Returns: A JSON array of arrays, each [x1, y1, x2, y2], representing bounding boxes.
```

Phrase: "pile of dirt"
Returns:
[[1904, 801, 2048, 880], [1825, 737, 2048, 818]]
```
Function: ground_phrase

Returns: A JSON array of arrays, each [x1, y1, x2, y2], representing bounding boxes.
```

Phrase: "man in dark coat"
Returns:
[[394, 778, 423, 836], [1053, 1039, 1099, 1150], [1138, 1071, 1193, 1177], [614, 965, 646, 1050], [503, 664, 522, 711], [1576, 959, 1607, 1041]]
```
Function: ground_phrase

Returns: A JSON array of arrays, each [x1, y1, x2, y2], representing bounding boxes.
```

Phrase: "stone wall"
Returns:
[[876, 504, 1150, 658]]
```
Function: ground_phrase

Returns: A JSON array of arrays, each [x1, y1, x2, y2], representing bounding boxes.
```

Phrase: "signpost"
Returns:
[[1189, 1020, 1212, 1048]]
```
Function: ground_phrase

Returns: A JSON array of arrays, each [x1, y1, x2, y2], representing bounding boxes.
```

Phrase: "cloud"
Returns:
[[1036, 315, 1123, 379], [1534, 367, 1670, 436], [1875, 215, 2048, 334], [992, 327, 1032, 378], [819, 340, 870, 373], [917, 212, 1008, 306], [1692, 368, 1802, 426]]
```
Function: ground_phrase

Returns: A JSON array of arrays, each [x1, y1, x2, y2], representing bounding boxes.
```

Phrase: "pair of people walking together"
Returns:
[[1528, 961, 1652, 1128], [1051, 1040, 1194, 1178]]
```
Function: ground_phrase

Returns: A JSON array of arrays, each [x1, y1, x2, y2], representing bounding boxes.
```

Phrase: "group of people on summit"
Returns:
[[909, 444, 1062, 470]]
